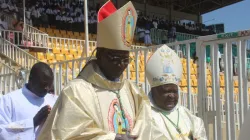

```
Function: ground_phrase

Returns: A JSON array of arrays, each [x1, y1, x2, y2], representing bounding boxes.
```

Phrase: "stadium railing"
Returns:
[[197, 30, 250, 139], [0, 38, 39, 69], [48, 57, 90, 94], [1, 29, 49, 50], [0, 60, 16, 75], [48, 36, 86, 49], [0, 72, 17, 95], [39, 29, 250, 140], [0, 68, 30, 96], [47, 36, 146, 55], [150, 28, 199, 44], [1, 23, 250, 139], [0, 61, 17, 95], [25, 24, 47, 35], [47, 36, 95, 57], [234, 56, 250, 75], [24, 24, 49, 48]]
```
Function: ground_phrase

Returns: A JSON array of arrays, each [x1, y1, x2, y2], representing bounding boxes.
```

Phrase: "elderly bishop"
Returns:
[[37, 1, 151, 140], [146, 45, 207, 140]]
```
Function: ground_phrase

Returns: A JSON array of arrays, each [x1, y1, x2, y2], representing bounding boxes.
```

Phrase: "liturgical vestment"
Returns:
[[37, 60, 151, 140], [145, 44, 207, 140], [150, 104, 207, 140], [0, 85, 58, 140]]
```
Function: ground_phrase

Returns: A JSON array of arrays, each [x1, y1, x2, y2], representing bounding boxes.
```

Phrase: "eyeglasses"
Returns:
[[107, 55, 133, 65]]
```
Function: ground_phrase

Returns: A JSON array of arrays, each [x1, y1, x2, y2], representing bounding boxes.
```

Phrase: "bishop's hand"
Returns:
[[33, 105, 51, 127]]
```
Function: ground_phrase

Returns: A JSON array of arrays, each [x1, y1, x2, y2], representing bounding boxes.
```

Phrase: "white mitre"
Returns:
[[97, 1, 137, 51], [146, 45, 182, 88]]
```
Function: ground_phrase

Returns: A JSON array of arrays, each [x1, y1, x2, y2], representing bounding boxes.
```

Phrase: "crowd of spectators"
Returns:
[[1, 0, 216, 45], [137, 15, 215, 36], [0, 0, 18, 15], [25, 0, 98, 34], [0, 15, 8, 30], [0, 0, 24, 31], [135, 15, 215, 44]]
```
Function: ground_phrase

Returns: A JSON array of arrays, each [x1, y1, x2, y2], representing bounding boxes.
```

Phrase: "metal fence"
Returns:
[[150, 28, 199, 44], [137, 31, 250, 139], [25, 24, 47, 35], [0, 72, 17, 96], [0, 29, 49, 50], [47, 36, 146, 54], [0, 61, 16, 75], [47, 36, 97, 57], [0, 61, 17, 96], [1, 26, 250, 140], [47, 57, 90, 94], [197, 30, 250, 140], [0, 68, 30, 96], [0, 38, 39, 69]]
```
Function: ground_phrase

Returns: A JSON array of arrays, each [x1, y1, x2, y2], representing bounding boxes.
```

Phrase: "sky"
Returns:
[[202, 0, 250, 33]]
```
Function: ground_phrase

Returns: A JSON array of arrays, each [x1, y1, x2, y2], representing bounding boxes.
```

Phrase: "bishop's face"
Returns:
[[151, 84, 179, 111], [97, 48, 130, 81]]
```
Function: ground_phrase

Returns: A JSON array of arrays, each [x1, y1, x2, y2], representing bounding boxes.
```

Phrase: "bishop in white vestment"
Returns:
[[37, 1, 151, 140], [0, 62, 58, 140], [146, 45, 207, 140]]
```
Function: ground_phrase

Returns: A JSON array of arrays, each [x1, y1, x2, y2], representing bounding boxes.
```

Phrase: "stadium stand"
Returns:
[[0, 0, 246, 97], [10, 0, 216, 46], [1, 0, 250, 139]]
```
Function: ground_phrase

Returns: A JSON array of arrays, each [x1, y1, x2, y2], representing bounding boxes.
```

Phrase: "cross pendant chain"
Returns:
[[117, 94, 120, 99], [176, 128, 182, 134]]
